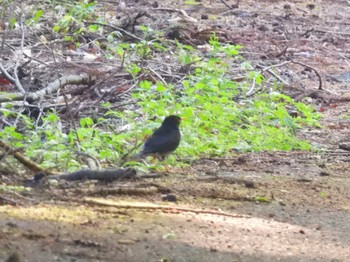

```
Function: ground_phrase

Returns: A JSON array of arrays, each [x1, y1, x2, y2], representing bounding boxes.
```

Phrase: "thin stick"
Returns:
[[0, 195, 21, 205], [0, 139, 57, 175], [12, 18, 26, 93], [62, 91, 81, 144], [85, 22, 143, 41], [292, 60, 323, 90], [219, 0, 234, 10], [82, 198, 250, 219]]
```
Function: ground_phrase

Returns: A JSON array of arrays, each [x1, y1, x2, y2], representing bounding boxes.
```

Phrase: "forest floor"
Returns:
[[1, 0, 350, 261]]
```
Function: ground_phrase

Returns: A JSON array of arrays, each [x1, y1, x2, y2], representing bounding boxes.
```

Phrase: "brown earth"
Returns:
[[1, 0, 350, 261]]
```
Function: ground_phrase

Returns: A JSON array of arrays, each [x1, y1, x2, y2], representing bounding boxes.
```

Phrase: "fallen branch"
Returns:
[[0, 74, 96, 103], [197, 176, 255, 188], [0, 194, 21, 205], [46, 168, 137, 182], [257, 62, 290, 86], [313, 28, 350, 36], [257, 60, 323, 90], [82, 197, 250, 218], [0, 139, 56, 175], [87, 186, 160, 196]]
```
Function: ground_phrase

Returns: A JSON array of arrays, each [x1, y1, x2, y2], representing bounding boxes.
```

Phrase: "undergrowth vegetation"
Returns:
[[0, 1, 320, 172]]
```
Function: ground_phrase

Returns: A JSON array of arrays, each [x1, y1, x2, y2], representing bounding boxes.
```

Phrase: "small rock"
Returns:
[[319, 171, 330, 177], [6, 252, 23, 262], [258, 25, 268, 31], [162, 233, 176, 240], [339, 93, 350, 102], [6, 222, 18, 228], [339, 142, 350, 151], [288, 110, 299, 117], [161, 194, 177, 202], [47, 179, 59, 187], [210, 247, 218, 252], [333, 72, 350, 83], [244, 181, 255, 188], [306, 3, 315, 10], [237, 155, 248, 163]]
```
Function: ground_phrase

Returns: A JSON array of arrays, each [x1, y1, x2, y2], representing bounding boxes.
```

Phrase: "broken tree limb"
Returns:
[[0, 74, 96, 103], [0, 139, 57, 175], [46, 168, 137, 182]]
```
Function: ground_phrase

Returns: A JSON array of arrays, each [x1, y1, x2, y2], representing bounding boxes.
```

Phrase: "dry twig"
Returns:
[[291, 60, 323, 90], [82, 197, 250, 218], [0, 139, 56, 175]]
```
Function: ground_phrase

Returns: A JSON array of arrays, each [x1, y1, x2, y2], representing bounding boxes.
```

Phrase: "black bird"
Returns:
[[132, 115, 182, 160]]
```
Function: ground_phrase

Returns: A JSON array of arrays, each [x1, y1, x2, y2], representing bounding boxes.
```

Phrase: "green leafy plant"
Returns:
[[253, 196, 270, 203], [124, 37, 319, 159], [0, 28, 320, 171], [52, 1, 100, 41]]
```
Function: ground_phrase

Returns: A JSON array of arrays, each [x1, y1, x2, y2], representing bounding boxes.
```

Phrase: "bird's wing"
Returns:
[[142, 130, 179, 155]]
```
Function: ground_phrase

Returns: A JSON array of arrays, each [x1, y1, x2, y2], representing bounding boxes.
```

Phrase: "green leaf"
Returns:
[[80, 117, 94, 127], [47, 113, 59, 123], [156, 83, 166, 92], [89, 24, 99, 32], [9, 17, 17, 29], [254, 196, 270, 203], [64, 35, 73, 41], [34, 9, 43, 21], [52, 25, 60, 32]]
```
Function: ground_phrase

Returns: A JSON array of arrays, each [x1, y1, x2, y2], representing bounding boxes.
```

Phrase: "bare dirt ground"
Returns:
[[1, 0, 350, 261]]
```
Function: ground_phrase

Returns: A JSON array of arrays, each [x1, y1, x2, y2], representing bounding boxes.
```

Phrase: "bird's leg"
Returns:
[[150, 155, 159, 164], [159, 153, 169, 161], [159, 153, 174, 173], [140, 158, 150, 166]]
